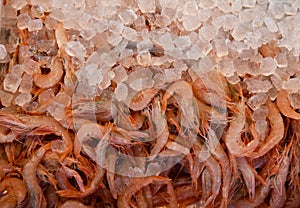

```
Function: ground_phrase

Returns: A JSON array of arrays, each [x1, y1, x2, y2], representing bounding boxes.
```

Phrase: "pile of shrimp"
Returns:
[[0, 2, 300, 208]]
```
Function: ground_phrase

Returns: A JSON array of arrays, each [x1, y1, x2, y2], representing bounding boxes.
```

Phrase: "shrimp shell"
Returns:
[[0, 177, 27, 207], [33, 57, 64, 89], [24, 144, 51, 208], [251, 100, 284, 158], [276, 89, 300, 119]]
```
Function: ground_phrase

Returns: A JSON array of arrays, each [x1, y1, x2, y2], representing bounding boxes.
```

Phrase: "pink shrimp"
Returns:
[[57, 164, 105, 198], [0, 177, 27, 207], [224, 102, 260, 157], [251, 100, 284, 158], [129, 88, 159, 111], [269, 141, 292, 208], [276, 89, 300, 119], [24, 144, 51, 208], [0, 112, 73, 160], [237, 157, 256, 201], [117, 176, 177, 208], [33, 57, 64, 89], [206, 128, 232, 207]]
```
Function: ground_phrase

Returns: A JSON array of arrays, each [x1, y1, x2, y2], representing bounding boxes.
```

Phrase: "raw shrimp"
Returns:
[[269, 141, 292, 208], [117, 176, 176, 208], [129, 88, 159, 111], [0, 112, 73, 160], [237, 157, 255, 201], [276, 89, 300, 120], [251, 100, 284, 158], [57, 165, 105, 198], [24, 144, 51, 208], [206, 128, 231, 207], [60, 200, 91, 208], [194, 143, 221, 207], [74, 122, 108, 159], [224, 103, 260, 157], [61, 165, 85, 192], [0, 177, 27, 207], [33, 57, 64, 89], [56, 167, 78, 191], [192, 78, 227, 109], [162, 80, 194, 113], [230, 178, 272, 208]]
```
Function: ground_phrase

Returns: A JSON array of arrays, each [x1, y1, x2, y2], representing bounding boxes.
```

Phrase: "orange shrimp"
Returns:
[[0, 112, 73, 160], [57, 164, 105, 198], [24, 144, 51, 208], [129, 88, 159, 111], [162, 80, 194, 113], [206, 128, 231, 207], [269, 141, 292, 208], [276, 89, 300, 119], [224, 102, 260, 157], [0, 177, 27, 207], [237, 157, 256, 201], [60, 200, 91, 208], [251, 100, 284, 158], [33, 57, 64, 89], [117, 176, 176, 208]]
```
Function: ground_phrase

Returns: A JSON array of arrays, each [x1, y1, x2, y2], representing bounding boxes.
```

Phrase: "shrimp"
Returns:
[[230, 177, 272, 208], [57, 164, 105, 198], [269, 141, 292, 208], [206, 128, 231, 207], [24, 144, 51, 208], [0, 177, 27, 207], [192, 77, 227, 109], [0, 112, 73, 160], [117, 176, 176, 208], [224, 102, 260, 157], [61, 165, 85, 192], [258, 41, 281, 58], [237, 157, 256, 201], [276, 89, 300, 119], [74, 122, 108, 159], [129, 88, 159, 111], [60, 200, 91, 208], [33, 57, 64, 89], [44, 185, 58, 208], [194, 143, 221, 207], [162, 80, 194, 113], [251, 100, 284, 158]]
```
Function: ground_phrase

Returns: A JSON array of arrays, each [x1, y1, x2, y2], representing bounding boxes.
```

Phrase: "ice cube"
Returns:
[[183, 1, 198, 16], [112, 65, 128, 83], [174, 36, 191, 50], [122, 27, 138, 41], [65, 41, 87, 61], [259, 57, 277, 76], [274, 53, 288, 68], [138, 0, 156, 13], [137, 52, 151, 67], [107, 33, 123, 46], [17, 12, 32, 29], [245, 78, 273, 93], [199, 25, 217, 41], [247, 93, 268, 110], [255, 120, 268, 140], [11, 0, 27, 10], [289, 92, 300, 109], [183, 14, 201, 31], [119, 9, 137, 25], [19, 74, 33, 93], [15, 92, 31, 107], [28, 19, 43, 32], [115, 82, 128, 101], [3, 73, 22, 93], [252, 106, 269, 121], [264, 16, 278, 32], [47, 101, 66, 121], [137, 40, 153, 53], [160, 32, 174, 50], [283, 78, 300, 93], [0, 90, 14, 107]]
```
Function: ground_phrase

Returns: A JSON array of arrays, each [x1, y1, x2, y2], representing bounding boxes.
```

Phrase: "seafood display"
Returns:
[[0, 0, 300, 207]]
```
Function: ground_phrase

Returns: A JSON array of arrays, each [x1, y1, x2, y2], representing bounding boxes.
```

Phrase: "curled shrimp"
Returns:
[[251, 100, 284, 158], [0, 112, 73, 160], [224, 103, 260, 157], [33, 57, 64, 89], [162, 80, 194, 113], [276, 89, 300, 120], [117, 176, 177, 208], [128, 88, 159, 111], [60, 200, 91, 208], [0, 177, 27, 207], [57, 164, 105, 198], [24, 144, 51, 208]]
